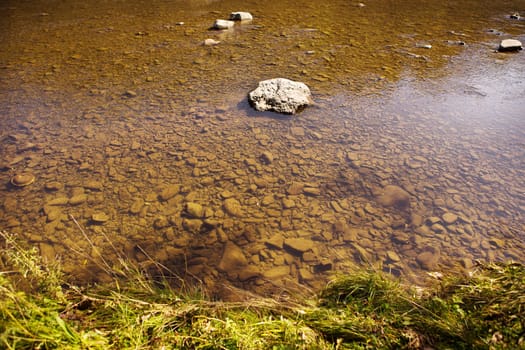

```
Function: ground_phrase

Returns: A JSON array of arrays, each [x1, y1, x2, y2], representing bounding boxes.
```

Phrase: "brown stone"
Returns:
[[416, 249, 440, 270], [260, 151, 274, 164], [46, 208, 62, 222], [284, 238, 315, 255], [130, 198, 145, 214], [303, 187, 320, 196], [91, 212, 110, 223], [10, 173, 35, 187], [262, 265, 290, 279], [223, 198, 243, 217], [182, 218, 203, 232], [287, 182, 304, 195], [282, 198, 296, 209], [160, 184, 180, 201], [185, 202, 204, 218], [265, 235, 284, 249], [218, 242, 248, 275], [442, 212, 458, 225], [377, 185, 411, 210], [85, 180, 103, 191], [45, 182, 63, 191], [386, 250, 401, 262], [238, 265, 261, 281], [69, 194, 87, 205]]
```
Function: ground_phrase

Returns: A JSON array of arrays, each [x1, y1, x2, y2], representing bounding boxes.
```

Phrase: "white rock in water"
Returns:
[[498, 39, 522, 52], [230, 12, 253, 21], [248, 78, 313, 115], [213, 19, 235, 30]]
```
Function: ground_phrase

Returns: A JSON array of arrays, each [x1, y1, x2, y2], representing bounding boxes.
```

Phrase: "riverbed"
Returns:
[[1, 0, 524, 298]]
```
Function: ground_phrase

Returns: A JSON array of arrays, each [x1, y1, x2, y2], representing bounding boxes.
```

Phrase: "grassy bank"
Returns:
[[1, 231, 524, 349]]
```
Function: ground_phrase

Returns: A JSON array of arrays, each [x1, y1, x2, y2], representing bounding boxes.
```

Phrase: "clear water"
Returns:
[[1, 0, 524, 297]]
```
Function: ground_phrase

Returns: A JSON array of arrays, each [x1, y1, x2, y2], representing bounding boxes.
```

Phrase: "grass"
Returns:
[[1, 229, 524, 349]]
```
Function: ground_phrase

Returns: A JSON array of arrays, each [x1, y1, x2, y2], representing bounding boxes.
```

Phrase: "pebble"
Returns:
[[10, 173, 35, 187], [416, 249, 440, 270], [238, 266, 261, 281], [265, 235, 284, 249], [282, 198, 296, 209], [159, 184, 180, 201], [303, 187, 320, 196], [69, 194, 87, 205], [182, 218, 203, 232], [260, 151, 274, 164], [46, 208, 62, 222], [129, 199, 145, 214], [85, 180, 103, 191], [431, 223, 446, 234], [287, 182, 304, 195], [442, 212, 458, 225], [262, 265, 290, 279], [45, 182, 63, 191], [91, 212, 109, 223], [223, 198, 243, 217], [218, 242, 248, 276], [47, 197, 69, 206], [386, 250, 401, 262], [377, 185, 411, 210], [185, 202, 205, 218], [283, 238, 315, 255]]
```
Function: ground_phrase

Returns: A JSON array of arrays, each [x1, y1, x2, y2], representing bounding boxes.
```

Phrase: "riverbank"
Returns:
[[1, 231, 523, 349]]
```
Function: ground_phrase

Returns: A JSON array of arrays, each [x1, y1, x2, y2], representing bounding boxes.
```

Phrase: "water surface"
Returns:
[[1, 0, 524, 297]]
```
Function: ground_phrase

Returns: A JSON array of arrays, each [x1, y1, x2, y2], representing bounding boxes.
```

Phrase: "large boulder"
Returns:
[[248, 78, 313, 115]]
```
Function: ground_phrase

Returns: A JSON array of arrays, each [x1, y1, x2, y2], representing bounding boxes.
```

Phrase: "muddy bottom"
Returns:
[[1, 0, 524, 298]]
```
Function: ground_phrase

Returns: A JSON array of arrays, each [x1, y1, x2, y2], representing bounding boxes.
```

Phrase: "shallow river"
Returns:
[[1, 0, 524, 298]]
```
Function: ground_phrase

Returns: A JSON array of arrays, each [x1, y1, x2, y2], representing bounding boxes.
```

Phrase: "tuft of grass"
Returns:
[[1, 230, 524, 349]]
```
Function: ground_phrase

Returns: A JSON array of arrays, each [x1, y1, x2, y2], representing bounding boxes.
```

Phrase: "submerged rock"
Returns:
[[218, 242, 248, 277], [377, 185, 411, 210], [91, 212, 110, 223], [498, 39, 522, 52], [230, 12, 253, 21], [248, 78, 313, 115], [10, 173, 35, 187]]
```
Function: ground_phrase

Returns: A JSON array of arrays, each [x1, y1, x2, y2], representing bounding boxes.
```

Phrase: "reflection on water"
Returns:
[[1, 0, 524, 297]]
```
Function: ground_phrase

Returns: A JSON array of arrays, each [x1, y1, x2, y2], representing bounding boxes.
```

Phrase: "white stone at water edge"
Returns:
[[230, 12, 253, 21], [213, 19, 235, 30], [498, 39, 522, 52]]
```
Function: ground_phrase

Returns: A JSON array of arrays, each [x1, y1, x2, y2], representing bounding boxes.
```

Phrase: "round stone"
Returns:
[[10, 173, 35, 187], [442, 212, 458, 225]]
